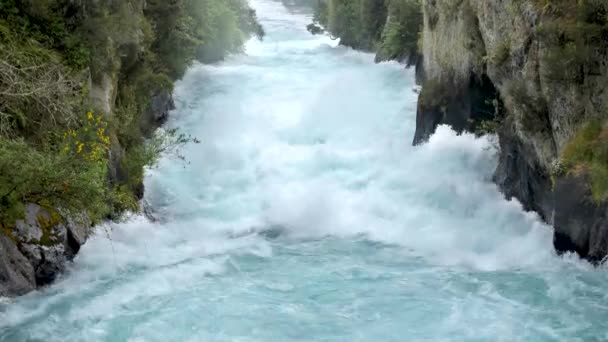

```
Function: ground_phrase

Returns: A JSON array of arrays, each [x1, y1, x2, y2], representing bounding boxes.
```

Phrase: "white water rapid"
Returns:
[[2, 1, 608, 341]]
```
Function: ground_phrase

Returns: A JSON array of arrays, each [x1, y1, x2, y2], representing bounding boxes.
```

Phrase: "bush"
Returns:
[[0, 0, 259, 229], [376, 0, 422, 63], [537, 0, 608, 82], [0, 127, 109, 224], [0, 30, 83, 139], [310, 0, 422, 61]]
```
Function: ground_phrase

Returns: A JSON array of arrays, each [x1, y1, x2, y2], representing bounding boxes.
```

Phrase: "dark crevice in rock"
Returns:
[[413, 72, 500, 145], [65, 229, 82, 260], [494, 119, 553, 220]]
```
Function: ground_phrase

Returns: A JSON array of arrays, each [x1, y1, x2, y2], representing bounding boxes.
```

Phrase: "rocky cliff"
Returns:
[[415, 0, 608, 263], [311, 0, 608, 263]]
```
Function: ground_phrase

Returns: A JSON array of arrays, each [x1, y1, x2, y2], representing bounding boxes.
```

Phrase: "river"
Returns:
[[1, 1, 607, 341]]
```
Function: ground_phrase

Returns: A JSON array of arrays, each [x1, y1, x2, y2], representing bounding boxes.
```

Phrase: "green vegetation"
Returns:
[[537, 0, 608, 82], [323, 0, 386, 49], [0, 0, 262, 227], [376, 0, 423, 63], [561, 120, 608, 202], [310, 0, 421, 62]]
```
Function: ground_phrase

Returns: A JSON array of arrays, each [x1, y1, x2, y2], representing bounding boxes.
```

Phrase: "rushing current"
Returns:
[[2, 1, 608, 341]]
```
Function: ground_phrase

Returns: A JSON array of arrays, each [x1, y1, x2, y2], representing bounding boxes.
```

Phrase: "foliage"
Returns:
[[0, 0, 260, 228], [561, 120, 608, 202], [0, 25, 83, 139], [310, 0, 387, 50], [313, 0, 329, 27], [0, 115, 110, 224], [376, 0, 422, 63], [537, 0, 608, 82], [60, 112, 111, 164], [146, 0, 264, 78], [310, 0, 422, 63]]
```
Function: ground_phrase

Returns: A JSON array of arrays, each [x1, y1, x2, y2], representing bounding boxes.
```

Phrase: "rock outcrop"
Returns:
[[416, 0, 608, 262], [0, 204, 91, 296]]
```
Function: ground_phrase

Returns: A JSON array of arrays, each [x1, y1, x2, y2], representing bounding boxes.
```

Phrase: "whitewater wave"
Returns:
[[2, 1, 607, 341]]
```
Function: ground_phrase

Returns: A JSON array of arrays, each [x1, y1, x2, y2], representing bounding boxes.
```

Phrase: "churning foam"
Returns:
[[2, 1, 606, 341]]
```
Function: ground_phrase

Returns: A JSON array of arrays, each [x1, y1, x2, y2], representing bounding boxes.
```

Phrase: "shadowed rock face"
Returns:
[[0, 234, 35, 297], [417, 0, 608, 262], [413, 73, 499, 145], [553, 175, 608, 263]]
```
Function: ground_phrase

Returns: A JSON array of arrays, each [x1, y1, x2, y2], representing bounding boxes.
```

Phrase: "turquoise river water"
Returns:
[[1, 1, 608, 341]]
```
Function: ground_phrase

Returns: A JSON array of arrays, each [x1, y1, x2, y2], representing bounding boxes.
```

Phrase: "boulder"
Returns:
[[0, 204, 91, 296]]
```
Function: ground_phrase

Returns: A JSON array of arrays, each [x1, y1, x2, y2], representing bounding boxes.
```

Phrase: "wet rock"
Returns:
[[0, 234, 36, 297], [141, 90, 175, 137], [413, 74, 499, 145], [553, 174, 608, 264], [493, 117, 553, 219], [417, 0, 608, 262], [0, 204, 91, 296], [64, 213, 91, 259], [20, 244, 67, 286], [306, 23, 324, 35]]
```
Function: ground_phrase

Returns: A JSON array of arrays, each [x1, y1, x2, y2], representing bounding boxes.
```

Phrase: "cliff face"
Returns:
[[416, 0, 608, 262]]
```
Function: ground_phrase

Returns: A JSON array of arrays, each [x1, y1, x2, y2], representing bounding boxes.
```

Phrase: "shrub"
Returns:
[[0, 0, 258, 229], [537, 0, 608, 82], [376, 0, 422, 63], [0, 32, 82, 139], [0, 120, 110, 224]]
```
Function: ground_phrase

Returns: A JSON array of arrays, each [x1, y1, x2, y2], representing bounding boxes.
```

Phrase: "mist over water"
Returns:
[[2, 1, 608, 341]]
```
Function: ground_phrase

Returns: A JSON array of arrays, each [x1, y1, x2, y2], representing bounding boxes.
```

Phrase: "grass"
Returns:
[[561, 120, 608, 202]]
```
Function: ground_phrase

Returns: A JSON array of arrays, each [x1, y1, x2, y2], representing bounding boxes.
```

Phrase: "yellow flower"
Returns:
[[77, 143, 84, 154], [87, 112, 94, 120]]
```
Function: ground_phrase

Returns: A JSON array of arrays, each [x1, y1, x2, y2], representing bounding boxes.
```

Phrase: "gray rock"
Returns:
[[553, 174, 608, 264], [13, 203, 45, 242], [0, 234, 36, 297], [65, 214, 90, 249], [64, 213, 91, 259], [414, 74, 499, 145], [88, 72, 116, 115], [141, 90, 175, 137], [418, 0, 608, 262], [20, 244, 67, 286], [1, 204, 92, 295]]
